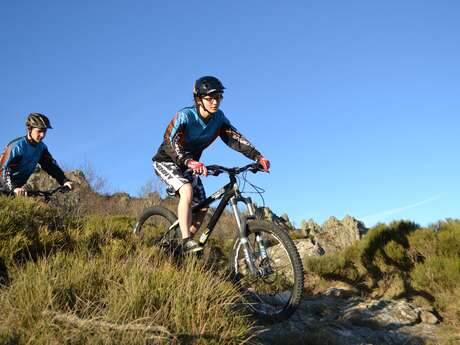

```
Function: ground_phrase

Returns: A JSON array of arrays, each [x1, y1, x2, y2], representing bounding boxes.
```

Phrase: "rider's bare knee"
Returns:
[[178, 183, 193, 203]]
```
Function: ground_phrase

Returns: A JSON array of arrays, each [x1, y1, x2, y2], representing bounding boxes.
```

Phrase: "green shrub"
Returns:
[[406, 228, 438, 263], [0, 196, 67, 267], [436, 224, 460, 258], [304, 219, 460, 327], [411, 256, 460, 293]]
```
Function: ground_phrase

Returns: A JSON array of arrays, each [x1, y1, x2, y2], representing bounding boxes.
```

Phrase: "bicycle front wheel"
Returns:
[[229, 220, 304, 321], [133, 206, 181, 250]]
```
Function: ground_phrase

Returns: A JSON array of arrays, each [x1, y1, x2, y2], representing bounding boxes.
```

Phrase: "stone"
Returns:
[[341, 299, 421, 330], [295, 239, 325, 267], [27, 169, 91, 190], [255, 206, 296, 230], [300, 219, 321, 237], [257, 294, 438, 345], [324, 287, 354, 299], [420, 310, 439, 324], [316, 215, 368, 253]]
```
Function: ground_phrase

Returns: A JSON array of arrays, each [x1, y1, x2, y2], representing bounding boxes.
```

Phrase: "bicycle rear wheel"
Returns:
[[229, 220, 304, 321], [133, 206, 181, 252]]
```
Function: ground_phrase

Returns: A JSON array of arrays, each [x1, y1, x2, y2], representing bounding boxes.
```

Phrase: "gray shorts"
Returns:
[[153, 161, 206, 207]]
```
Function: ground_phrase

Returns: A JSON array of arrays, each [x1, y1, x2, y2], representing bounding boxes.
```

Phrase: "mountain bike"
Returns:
[[133, 163, 304, 321]]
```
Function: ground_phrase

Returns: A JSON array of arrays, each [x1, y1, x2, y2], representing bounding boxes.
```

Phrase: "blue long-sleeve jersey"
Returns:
[[0, 136, 67, 191], [153, 106, 262, 168]]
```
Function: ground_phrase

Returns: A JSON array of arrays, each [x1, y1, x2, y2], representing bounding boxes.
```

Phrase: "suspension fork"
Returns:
[[230, 196, 259, 275]]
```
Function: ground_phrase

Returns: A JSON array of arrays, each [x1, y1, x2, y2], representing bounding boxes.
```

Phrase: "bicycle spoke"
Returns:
[[231, 224, 302, 318]]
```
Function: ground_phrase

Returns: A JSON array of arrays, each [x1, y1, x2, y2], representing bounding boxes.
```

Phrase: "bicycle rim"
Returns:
[[230, 221, 304, 320], [134, 206, 180, 251]]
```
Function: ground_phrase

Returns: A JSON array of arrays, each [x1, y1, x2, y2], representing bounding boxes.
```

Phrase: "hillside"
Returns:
[[264, 219, 460, 345], [0, 196, 252, 345], [1, 170, 459, 344]]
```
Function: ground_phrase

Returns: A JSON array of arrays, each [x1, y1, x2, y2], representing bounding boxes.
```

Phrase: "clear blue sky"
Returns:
[[1, 1, 459, 228]]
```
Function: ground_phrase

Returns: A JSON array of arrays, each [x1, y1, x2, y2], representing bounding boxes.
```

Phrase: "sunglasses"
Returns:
[[202, 93, 223, 102]]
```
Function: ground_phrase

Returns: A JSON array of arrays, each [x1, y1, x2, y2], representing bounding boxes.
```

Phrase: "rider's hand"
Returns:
[[63, 181, 73, 191], [257, 156, 270, 172], [14, 187, 27, 196], [187, 159, 208, 176]]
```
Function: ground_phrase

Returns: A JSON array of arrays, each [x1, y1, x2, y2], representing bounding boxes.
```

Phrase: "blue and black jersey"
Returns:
[[153, 106, 261, 167], [0, 136, 68, 191]]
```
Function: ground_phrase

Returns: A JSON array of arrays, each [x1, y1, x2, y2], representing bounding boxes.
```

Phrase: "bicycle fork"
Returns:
[[230, 196, 269, 276]]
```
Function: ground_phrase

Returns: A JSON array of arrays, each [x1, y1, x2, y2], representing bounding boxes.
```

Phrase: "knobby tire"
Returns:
[[229, 220, 304, 321]]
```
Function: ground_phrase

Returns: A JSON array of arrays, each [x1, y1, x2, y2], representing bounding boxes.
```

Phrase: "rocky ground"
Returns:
[[257, 287, 441, 345], [255, 219, 444, 345]]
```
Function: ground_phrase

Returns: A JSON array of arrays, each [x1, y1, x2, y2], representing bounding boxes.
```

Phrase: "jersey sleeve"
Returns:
[[38, 147, 68, 185], [219, 116, 262, 161], [164, 112, 194, 166], [0, 143, 24, 190]]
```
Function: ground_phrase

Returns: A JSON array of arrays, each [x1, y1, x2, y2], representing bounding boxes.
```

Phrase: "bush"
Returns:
[[304, 219, 460, 326], [0, 196, 67, 267]]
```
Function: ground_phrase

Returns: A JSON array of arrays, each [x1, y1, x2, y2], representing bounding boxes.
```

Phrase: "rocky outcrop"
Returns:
[[316, 215, 368, 253], [258, 207, 368, 255], [27, 169, 91, 191], [256, 207, 296, 230], [294, 239, 325, 267], [300, 215, 368, 254], [300, 218, 322, 237], [257, 291, 440, 345], [24, 169, 160, 217]]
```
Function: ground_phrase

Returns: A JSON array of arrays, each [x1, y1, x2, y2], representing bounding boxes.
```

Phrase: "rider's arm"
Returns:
[[38, 148, 69, 186], [219, 121, 262, 161], [165, 113, 194, 167], [0, 143, 24, 191]]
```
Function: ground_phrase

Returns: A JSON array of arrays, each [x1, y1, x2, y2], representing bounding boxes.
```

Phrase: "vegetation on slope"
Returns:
[[1, 184, 459, 344], [0, 196, 254, 345], [304, 219, 460, 341]]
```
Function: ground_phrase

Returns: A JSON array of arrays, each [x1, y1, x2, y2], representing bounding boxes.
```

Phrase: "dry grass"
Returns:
[[0, 196, 255, 345]]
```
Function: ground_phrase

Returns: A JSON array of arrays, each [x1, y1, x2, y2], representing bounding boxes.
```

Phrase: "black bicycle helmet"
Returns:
[[26, 113, 53, 129], [193, 76, 225, 97]]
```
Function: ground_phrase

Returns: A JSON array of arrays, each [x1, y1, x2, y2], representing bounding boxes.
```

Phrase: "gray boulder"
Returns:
[[295, 239, 325, 267], [27, 169, 91, 191], [316, 215, 368, 254], [300, 218, 321, 238]]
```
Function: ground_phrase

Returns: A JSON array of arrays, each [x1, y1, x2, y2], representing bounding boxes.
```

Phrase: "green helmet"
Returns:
[[26, 113, 53, 129]]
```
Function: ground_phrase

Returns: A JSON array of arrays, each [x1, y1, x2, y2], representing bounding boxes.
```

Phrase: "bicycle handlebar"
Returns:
[[184, 163, 264, 176], [26, 185, 71, 197], [205, 163, 264, 176]]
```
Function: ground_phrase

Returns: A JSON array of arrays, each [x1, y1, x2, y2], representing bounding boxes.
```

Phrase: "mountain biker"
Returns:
[[0, 113, 73, 196], [152, 76, 270, 253]]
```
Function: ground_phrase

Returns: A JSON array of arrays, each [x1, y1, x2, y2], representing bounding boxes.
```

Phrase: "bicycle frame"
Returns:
[[165, 168, 261, 274]]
